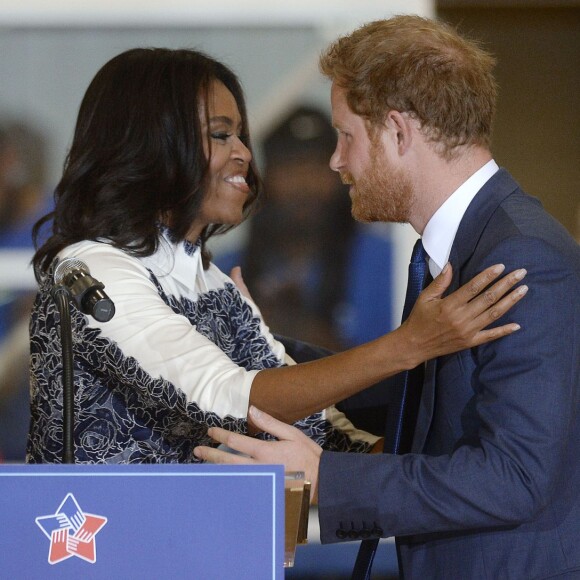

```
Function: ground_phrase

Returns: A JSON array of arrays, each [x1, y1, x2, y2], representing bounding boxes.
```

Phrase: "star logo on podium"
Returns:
[[35, 493, 108, 564]]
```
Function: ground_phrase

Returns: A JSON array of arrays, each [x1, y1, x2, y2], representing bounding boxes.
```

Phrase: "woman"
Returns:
[[28, 48, 524, 463]]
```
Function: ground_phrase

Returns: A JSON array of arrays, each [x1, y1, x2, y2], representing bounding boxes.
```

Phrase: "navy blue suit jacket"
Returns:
[[318, 169, 580, 579]]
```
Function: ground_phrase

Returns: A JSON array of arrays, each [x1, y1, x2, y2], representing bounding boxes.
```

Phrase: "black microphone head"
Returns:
[[52, 256, 115, 322], [92, 299, 116, 323], [54, 257, 89, 285]]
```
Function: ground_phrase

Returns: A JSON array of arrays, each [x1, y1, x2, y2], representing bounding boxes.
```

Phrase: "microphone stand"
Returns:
[[51, 285, 75, 464]]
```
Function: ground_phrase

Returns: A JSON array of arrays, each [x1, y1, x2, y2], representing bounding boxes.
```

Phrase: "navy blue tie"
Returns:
[[351, 239, 430, 580], [402, 239, 429, 322], [390, 238, 429, 452]]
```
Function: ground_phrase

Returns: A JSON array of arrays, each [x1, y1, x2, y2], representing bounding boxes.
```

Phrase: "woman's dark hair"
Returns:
[[32, 48, 261, 278]]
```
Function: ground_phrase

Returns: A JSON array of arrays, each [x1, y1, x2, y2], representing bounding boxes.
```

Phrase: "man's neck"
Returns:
[[410, 145, 492, 234]]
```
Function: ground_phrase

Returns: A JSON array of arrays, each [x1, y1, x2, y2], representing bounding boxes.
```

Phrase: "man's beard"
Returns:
[[344, 149, 415, 224]]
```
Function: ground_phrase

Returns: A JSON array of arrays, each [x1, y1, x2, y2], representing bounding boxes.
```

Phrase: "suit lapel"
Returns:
[[450, 168, 519, 279], [411, 168, 520, 452], [412, 358, 437, 452]]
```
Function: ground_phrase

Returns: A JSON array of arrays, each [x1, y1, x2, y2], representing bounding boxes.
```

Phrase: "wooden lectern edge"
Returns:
[[284, 472, 311, 568]]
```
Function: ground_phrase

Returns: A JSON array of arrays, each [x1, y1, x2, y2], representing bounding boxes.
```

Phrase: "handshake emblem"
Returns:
[[35, 493, 108, 564]]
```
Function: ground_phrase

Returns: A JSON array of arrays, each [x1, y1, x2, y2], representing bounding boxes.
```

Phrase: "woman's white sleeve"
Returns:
[[59, 244, 259, 419]]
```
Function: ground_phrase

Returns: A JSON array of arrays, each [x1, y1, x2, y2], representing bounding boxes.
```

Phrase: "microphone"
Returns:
[[53, 257, 116, 322]]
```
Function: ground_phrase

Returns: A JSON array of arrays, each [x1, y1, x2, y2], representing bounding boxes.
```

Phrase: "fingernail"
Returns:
[[515, 268, 527, 280], [493, 264, 506, 273], [249, 406, 261, 420], [441, 263, 450, 275], [512, 323, 521, 331], [517, 285, 528, 295]]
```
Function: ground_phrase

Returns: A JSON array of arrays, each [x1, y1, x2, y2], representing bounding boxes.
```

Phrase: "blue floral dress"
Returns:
[[27, 230, 377, 463]]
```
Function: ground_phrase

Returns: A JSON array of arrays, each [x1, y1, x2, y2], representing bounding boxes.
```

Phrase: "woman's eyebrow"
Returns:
[[209, 115, 234, 126], [209, 115, 245, 132]]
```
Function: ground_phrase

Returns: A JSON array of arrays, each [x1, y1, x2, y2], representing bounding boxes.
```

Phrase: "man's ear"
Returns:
[[384, 110, 414, 155]]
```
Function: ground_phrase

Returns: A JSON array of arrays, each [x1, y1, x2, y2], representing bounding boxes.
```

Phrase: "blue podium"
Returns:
[[0, 464, 285, 579]]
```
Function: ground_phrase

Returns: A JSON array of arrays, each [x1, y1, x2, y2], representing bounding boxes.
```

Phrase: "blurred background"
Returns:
[[0, 1, 578, 577]]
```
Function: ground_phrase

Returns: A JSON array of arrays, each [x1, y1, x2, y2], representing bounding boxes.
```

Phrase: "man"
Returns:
[[194, 15, 580, 579]]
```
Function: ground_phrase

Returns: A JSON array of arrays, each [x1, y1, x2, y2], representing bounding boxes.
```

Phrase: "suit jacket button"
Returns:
[[348, 530, 360, 539], [371, 527, 383, 538], [360, 529, 371, 539], [336, 529, 348, 539]]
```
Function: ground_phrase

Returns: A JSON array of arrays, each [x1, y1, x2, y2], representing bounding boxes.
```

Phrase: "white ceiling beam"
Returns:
[[0, 0, 433, 28]]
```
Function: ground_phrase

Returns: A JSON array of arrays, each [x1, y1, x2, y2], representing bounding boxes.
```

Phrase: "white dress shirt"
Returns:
[[422, 160, 499, 278]]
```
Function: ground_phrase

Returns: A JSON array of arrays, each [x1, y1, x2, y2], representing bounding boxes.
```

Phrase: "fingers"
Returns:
[[194, 420, 273, 463], [194, 445, 255, 464], [467, 284, 528, 346], [248, 406, 302, 440], [442, 266, 528, 348], [466, 267, 527, 316], [204, 426, 260, 458], [436, 264, 527, 316], [405, 262, 530, 361], [193, 424, 255, 463], [421, 262, 452, 300], [229, 266, 242, 285], [470, 322, 521, 347], [229, 266, 251, 299], [194, 407, 308, 464], [194, 409, 323, 504], [471, 281, 528, 329], [420, 264, 525, 313], [444, 263, 507, 305]]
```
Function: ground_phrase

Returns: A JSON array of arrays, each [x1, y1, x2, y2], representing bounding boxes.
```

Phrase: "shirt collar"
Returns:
[[422, 159, 499, 278], [141, 227, 204, 291]]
